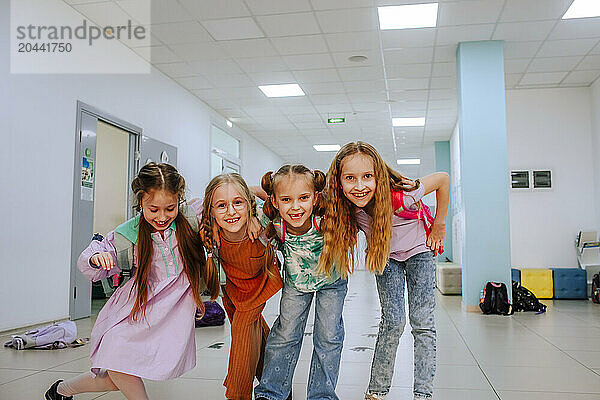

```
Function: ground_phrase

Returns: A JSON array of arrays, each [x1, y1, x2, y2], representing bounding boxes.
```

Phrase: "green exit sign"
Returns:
[[328, 117, 345, 124]]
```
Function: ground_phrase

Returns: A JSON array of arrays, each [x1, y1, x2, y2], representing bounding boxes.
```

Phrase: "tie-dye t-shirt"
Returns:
[[257, 199, 339, 293]]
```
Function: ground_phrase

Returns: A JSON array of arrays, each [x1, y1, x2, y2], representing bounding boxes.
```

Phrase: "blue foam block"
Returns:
[[511, 268, 521, 283], [551, 268, 587, 299]]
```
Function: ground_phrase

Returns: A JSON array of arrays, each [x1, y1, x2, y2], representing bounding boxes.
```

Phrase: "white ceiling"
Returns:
[[65, 0, 600, 174]]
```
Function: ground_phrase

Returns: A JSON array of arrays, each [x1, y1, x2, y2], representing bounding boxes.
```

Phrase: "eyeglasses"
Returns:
[[212, 199, 247, 214]]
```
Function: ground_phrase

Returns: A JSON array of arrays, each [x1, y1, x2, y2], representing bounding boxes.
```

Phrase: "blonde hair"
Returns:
[[318, 142, 417, 277], [200, 173, 274, 277]]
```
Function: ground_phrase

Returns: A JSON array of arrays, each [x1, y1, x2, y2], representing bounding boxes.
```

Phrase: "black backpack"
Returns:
[[592, 274, 600, 304], [512, 281, 547, 313], [480, 282, 512, 315]]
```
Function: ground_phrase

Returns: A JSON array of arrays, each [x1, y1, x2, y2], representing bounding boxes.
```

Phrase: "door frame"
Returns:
[[69, 101, 143, 320]]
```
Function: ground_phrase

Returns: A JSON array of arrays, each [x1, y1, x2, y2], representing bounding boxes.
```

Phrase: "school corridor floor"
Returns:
[[1, 270, 600, 399]]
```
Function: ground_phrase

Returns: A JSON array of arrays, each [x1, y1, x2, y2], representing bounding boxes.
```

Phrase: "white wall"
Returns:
[[591, 80, 600, 234], [0, 1, 282, 331], [506, 87, 596, 269]]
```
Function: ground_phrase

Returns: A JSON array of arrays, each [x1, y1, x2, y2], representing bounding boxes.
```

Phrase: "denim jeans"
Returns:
[[254, 278, 348, 400], [367, 252, 436, 399]]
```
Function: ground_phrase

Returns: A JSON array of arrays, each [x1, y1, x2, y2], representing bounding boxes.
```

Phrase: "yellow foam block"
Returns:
[[520, 269, 553, 299]]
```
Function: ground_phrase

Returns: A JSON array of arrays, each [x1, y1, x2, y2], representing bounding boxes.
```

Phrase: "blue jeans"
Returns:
[[255, 278, 347, 400], [367, 252, 436, 399]]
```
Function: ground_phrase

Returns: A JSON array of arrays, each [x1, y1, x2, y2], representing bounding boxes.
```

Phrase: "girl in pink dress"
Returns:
[[45, 163, 219, 400]]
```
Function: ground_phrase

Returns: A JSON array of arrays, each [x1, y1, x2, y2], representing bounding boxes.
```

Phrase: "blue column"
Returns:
[[434, 141, 453, 262], [456, 41, 512, 307]]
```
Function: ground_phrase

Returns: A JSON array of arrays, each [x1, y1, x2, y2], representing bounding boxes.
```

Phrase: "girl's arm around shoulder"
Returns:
[[77, 231, 121, 282], [419, 172, 450, 197], [250, 186, 267, 201]]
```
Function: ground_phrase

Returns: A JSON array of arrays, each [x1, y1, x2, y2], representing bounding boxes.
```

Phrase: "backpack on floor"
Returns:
[[3, 321, 88, 350], [480, 282, 512, 315], [512, 281, 547, 313], [195, 301, 225, 327], [592, 274, 600, 304]]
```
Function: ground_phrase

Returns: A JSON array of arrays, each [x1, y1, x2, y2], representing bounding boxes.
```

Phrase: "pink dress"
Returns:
[[78, 222, 197, 380]]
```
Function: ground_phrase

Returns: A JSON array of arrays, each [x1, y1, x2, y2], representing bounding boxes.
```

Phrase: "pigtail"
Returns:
[[261, 171, 279, 220], [129, 216, 153, 322], [261, 171, 279, 240], [199, 200, 221, 298], [312, 169, 327, 217]]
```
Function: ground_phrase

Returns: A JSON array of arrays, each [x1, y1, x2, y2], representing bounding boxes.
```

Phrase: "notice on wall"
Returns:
[[81, 156, 94, 201]]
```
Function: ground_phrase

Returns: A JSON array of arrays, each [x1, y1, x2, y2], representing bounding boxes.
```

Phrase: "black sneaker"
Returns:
[[45, 380, 73, 400]]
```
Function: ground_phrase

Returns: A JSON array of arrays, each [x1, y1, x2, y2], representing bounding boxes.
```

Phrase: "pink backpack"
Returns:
[[391, 190, 443, 254]]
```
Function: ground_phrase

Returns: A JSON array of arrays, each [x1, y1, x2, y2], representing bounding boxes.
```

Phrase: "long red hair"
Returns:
[[318, 142, 417, 277]]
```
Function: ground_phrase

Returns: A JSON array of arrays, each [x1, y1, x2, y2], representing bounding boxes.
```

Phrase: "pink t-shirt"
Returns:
[[356, 184, 430, 262]]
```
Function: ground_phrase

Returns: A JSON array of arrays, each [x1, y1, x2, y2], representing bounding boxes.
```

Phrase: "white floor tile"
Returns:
[[3, 271, 600, 399]]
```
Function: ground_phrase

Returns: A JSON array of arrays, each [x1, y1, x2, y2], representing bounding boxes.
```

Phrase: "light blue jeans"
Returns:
[[367, 252, 436, 399], [254, 278, 348, 400]]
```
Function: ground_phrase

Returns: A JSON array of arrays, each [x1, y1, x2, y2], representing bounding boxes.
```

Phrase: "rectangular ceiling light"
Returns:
[[392, 117, 425, 127], [378, 3, 438, 30], [259, 84, 305, 98], [313, 144, 341, 152], [397, 158, 421, 165], [563, 0, 600, 19]]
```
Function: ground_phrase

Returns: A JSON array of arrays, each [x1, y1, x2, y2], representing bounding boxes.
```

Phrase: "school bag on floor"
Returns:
[[479, 282, 512, 315], [195, 301, 225, 327], [3, 321, 88, 350], [591, 274, 600, 304], [512, 281, 547, 313]]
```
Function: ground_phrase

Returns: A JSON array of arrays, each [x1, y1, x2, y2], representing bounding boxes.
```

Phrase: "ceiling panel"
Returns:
[[499, 0, 572, 23], [150, 22, 213, 44], [256, 12, 321, 37], [69, 1, 600, 172], [436, 24, 495, 46], [527, 56, 583, 73], [493, 21, 557, 42], [438, 0, 504, 26], [537, 38, 599, 57], [549, 19, 600, 40], [270, 35, 329, 55], [245, 0, 312, 15], [519, 72, 568, 86], [315, 7, 378, 33], [324, 31, 380, 52], [385, 47, 434, 65], [178, 0, 250, 20], [562, 70, 600, 85]]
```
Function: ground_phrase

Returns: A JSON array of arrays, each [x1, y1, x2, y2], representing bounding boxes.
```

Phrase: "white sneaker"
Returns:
[[364, 393, 386, 400]]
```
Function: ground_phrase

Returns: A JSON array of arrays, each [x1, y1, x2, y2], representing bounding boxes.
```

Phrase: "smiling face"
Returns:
[[141, 189, 179, 231], [211, 183, 249, 242], [272, 174, 317, 235], [340, 153, 377, 208]]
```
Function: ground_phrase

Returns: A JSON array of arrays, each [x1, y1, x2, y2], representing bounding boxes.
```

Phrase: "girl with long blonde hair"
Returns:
[[319, 142, 450, 400], [198, 173, 283, 400], [45, 163, 219, 400]]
